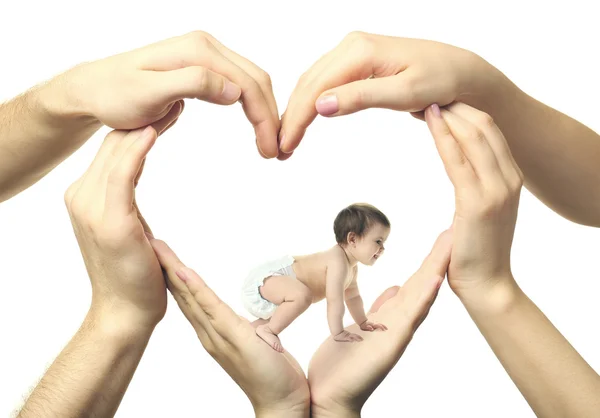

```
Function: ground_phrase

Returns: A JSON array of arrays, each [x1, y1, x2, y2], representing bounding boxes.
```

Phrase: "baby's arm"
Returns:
[[345, 274, 388, 332], [326, 259, 362, 342]]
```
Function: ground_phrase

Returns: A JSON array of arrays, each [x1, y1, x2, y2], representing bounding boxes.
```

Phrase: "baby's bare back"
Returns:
[[292, 246, 353, 303]]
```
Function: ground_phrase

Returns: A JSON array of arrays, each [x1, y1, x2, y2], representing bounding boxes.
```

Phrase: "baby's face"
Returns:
[[355, 223, 390, 266]]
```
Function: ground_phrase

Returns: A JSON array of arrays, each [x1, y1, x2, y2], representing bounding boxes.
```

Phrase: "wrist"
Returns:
[[311, 403, 361, 418], [37, 65, 102, 127], [457, 51, 523, 116], [86, 305, 156, 347], [255, 401, 310, 418], [454, 275, 523, 315]]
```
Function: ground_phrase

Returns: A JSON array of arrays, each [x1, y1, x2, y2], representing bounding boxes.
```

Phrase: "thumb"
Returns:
[[393, 229, 453, 318], [315, 71, 425, 117], [153, 66, 242, 105]]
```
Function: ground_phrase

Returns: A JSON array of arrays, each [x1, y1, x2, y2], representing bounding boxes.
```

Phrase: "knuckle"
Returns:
[[475, 112, 496, 129], [64, 184, 77, 209], [343, 30, 368, 44], [184, 31, 213, 58], [258, 71, 272, 88], [67, 195, 88, 220], [350, 87, 372, 110], [509, 175, 524, 193], [346, 31, 376, 60], [190, 67, 211, 93], [468, 127, 487, 144]]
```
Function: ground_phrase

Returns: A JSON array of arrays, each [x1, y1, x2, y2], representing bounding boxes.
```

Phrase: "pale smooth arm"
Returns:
[[17, 310, 153, 418], [460, 279, 600, 418], [466, 59, 600, 227], [344, 281, 368, 326], [325, 260, 348, 337]]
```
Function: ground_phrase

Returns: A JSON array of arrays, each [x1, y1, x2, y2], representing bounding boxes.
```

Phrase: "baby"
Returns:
[[241, 203, 390, 352]]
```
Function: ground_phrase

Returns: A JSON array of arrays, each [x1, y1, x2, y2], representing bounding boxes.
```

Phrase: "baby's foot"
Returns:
[[256, 324, 284, 353]]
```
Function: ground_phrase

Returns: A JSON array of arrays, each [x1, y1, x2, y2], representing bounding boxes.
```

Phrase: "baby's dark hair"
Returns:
[[333, 203, 390, 246]]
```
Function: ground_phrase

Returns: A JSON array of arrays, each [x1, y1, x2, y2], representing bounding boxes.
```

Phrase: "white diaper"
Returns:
[[241, 255, 296, 319]]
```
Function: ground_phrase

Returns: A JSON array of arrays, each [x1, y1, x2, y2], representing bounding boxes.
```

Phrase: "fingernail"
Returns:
[[222, 81, 242, 102], [138, 126, 154, 141], [431, 103, 441, 118], [176, 269, 189, 283], [279, 132, 292, 154], [316, 93, 339, 116]]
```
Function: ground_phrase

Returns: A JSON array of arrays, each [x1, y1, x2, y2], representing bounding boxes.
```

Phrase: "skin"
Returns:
[[17, 110, 178, 417], [309, 230, 453, 417], [148, 239, 311, 418], [279, 31, 600, 227], [425, 102, 600, 417], [254, 223, 390, 352], [307, 100, 600, 417], [0, 30, 280, 203], [148, 227, 450, 418]]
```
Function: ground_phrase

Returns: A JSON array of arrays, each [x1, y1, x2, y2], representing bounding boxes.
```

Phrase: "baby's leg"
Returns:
[[255, 275, 312, 352]]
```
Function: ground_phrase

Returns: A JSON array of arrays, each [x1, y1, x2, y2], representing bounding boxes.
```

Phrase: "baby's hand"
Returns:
[[359, 320, 388, 332], [333, 330, 363, 343]]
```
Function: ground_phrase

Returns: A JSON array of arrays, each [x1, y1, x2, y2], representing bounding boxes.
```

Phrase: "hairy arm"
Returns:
[[17, 310, 153, 418], [344, 270, 368, 326], [0, 76, 102, 203], [325, 258, 349, 337], [466, 60, 600, 227], [460, 279, 600, 418]]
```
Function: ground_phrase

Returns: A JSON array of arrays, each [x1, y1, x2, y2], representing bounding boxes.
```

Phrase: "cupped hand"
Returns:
[[425, 102, 523, 300], [62, 31, 281, 159], [279, 31, 488, 156], [149, 239, 310, 417], [309, 230, 452, 417], [64, 102, 182, 329]]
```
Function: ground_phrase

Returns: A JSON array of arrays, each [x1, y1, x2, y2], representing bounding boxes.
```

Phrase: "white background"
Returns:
[[1, 1, 599, 417]]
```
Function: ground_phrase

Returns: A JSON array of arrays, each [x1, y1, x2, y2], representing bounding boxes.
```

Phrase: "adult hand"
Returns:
[[309, 230, 452, 417], [149, 239, 310, 418], [278, 31, 491, 155], [424, 102, 523, 302], [63, 103, 181, 329], [54, 31, 280, 158]]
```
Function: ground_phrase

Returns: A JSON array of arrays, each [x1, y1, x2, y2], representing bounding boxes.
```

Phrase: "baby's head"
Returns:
[[333, 203, 391, 266]]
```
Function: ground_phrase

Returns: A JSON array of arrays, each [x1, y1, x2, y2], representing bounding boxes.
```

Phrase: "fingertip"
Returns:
[[222, 80, 242, 103], [315, 92, 340, 117]]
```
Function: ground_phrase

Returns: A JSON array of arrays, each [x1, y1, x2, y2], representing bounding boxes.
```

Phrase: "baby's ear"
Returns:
[[346, 231, 357, 246]]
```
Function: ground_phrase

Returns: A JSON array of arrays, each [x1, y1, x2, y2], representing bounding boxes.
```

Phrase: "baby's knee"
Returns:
[[296, 289, 313, 307]]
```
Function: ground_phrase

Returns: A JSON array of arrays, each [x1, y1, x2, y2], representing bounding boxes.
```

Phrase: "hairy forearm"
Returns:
[[327, 300, 345, 335], [18, 310, 153, 418], [345, 295, 368, 325], [464, 56, 600, 227], [459, 279, 600, 418], [0, 72, 101, 203]]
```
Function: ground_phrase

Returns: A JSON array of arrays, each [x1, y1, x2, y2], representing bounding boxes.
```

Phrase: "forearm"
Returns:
[[0, 71, 101, 202], [459, 279, 600, 418], [327, 300, 345, 335], [463, 55, 600, 227], [18, 309, 154, 418], [345, 296, 368, 325]]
